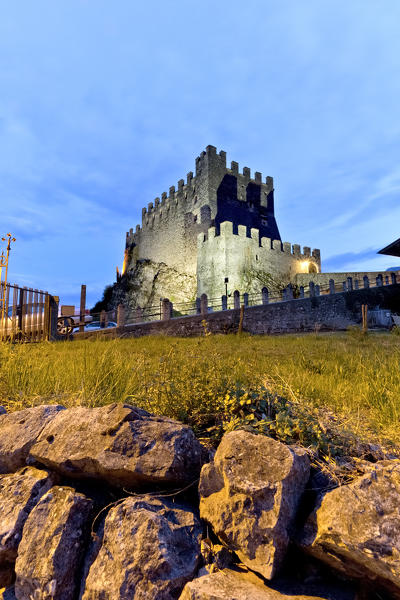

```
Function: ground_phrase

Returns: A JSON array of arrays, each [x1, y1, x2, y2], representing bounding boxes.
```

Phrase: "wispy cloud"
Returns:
[[1, 1, 400, 306]]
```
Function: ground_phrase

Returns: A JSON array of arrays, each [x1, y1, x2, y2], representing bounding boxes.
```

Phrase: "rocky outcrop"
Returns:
[[300, 460, 400, 598], [199, 431, 310, 579], [0, 467, 55, 575], [15, 486, 93, 600], [81, 495, 202, 599], [179, 569, 281, 600], [29, 403, 202, 489], [178, 568, 356, 600], [0, 404, 397, 600], [0, 405, 64, 473], [111, 260, 197, 318]]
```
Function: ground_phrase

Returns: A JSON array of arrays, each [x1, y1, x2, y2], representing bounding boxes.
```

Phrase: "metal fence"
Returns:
[[0, 283, 58, 342], [121, 271, 398, 326]]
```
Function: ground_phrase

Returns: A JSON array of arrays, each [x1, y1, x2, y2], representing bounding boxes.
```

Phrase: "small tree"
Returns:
[[91, 285, 115, 314]]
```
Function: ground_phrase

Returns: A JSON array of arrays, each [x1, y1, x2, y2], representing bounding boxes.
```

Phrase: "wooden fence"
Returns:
[[0, 283, 58, 342]]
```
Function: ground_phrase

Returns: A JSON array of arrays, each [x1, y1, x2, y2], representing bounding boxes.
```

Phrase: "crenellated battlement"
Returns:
[[136, 145, 275, 223], [197, 221, 319, 264]]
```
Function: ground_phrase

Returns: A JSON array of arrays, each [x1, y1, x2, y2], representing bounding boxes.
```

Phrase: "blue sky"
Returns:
[[1, 1, 400, 308]]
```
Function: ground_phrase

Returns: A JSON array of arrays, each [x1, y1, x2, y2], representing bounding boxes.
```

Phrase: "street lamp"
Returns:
[[0, 233, 16, 324], [224, 277, 229, 306]]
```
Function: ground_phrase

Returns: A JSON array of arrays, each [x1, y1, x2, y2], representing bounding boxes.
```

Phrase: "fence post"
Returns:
[[79, 284, 86, 333], [363, 275, 370, 288], [391, 272, 397, 285], [354, 279, 359, 290], [376, 274, 383, 287], [49, 296, 59, 341], [362, 304, 368, 333], [315, 284, 320, 296], [262, 287, 269, 305], [342, 282, 347, 292], [287, 284, 294, 300], [196, 297, 201, 314], [309, 281, 315, 298], [200, 293, 208, 316], [161, 298, 171, 321], [221, 295, 227, 311], [233, 290, 240, 310], [385, 275, 389, 285], [100, 310, 106, 328], [299, 286, 305, 298], [44, 294, 51, 341], [243, 293, 249, 307], [117, 304, 125, 327], [347, 277, 353, 291], [329, 279, 335, 294], [17, 287, 25, 339], [238, 304, 245, 335]]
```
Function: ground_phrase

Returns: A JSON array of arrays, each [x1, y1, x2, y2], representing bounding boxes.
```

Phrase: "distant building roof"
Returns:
[[378, 238, 400, 257]]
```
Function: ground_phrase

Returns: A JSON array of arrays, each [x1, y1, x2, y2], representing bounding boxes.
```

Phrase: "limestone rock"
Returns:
[[15, 486, 93, 600], [0, 405, 65, 473], [199, 430, 310, 580], [81, 495, 202, 599], [179, 568, 350, 600], [29, 403, 202, 489], [0, 467, 55, 570], [300, 460, 400, 599], [111, 260, 197, 318]]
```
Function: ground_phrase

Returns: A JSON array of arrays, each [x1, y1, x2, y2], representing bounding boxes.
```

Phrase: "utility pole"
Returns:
[[0, 233, 16, 324]]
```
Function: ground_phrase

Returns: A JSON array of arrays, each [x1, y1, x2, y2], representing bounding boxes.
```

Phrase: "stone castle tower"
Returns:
[[121, 145, 320, 311]]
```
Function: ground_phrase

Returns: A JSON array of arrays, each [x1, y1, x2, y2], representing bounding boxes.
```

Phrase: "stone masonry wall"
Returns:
[[76, 283, 400, 340], [295, 271, 398, 290], [197, 221, 321, 298]]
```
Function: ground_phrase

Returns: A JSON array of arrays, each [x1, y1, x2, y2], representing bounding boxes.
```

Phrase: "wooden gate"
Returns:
[[0, 283, 58, 342]]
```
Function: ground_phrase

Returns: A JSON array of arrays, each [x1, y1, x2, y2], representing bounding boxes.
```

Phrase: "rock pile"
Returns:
[[0, 402, 398, 599]]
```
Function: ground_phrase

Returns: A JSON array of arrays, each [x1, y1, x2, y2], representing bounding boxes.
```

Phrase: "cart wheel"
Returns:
[[57, 316, 74, 336]]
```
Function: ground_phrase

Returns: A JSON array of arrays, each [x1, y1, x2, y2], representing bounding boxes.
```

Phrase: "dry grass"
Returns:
[[0, 331, 399, 452]]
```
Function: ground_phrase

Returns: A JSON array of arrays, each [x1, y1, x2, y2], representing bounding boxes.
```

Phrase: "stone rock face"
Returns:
[[179, 568, 346, 600], [111, 260, 197, 319], [0, 405, 65, 473], [15, 486, 93, 600], [300, 460, 400, 599], [0, 467, 55, 569], [81, 495, 202, 600], [29, 403, 202, 489], [199, 431, 310, 580]]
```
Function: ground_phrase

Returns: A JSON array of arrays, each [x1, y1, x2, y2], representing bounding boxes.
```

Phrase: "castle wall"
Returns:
[[295, 271, 394, 289], [125, 171, 203, 276], [124, 145, 319, 304], [197, 221, 321, 298], [125, 145, 281, 280]]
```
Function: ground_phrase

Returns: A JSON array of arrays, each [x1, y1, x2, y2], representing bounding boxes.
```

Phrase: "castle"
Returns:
[[123, 145, 321, 309]]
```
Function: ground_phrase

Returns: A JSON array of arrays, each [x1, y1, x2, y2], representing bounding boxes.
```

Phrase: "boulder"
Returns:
[[199, 431, 310, 580], [179, 568, 352, 600], [300, 460, 400, 599], [81, 495, 202, 599], [14, 486, 93, 600], [29, 403, 202, 489], [0, 466, 55, 581], [0, 405, 65, 473]]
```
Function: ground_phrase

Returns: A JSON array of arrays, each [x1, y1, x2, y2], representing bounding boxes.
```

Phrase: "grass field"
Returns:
[[0, 331, 399, 456]]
